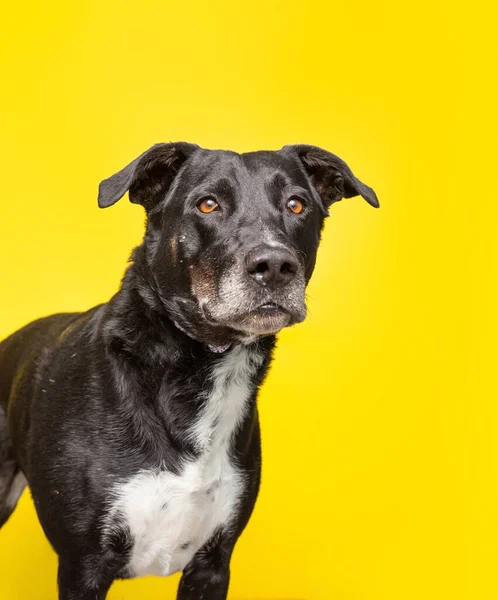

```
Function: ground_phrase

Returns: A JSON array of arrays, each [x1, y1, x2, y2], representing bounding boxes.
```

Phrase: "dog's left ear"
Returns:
[[282, 144, 379, 209], [98, 142, 200, 210]]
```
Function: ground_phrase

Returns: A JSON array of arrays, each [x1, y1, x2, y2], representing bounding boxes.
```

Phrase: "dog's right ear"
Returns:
[[98, 142, 200, 210]]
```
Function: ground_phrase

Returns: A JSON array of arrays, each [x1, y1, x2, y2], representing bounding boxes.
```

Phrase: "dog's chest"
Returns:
[[113, 455, 239, 577], [105, 346, 261, 578]]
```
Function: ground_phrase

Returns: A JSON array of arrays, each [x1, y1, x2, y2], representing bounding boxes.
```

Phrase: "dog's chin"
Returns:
[[220, 304, 306, 337], [168, 297, 306, 345]]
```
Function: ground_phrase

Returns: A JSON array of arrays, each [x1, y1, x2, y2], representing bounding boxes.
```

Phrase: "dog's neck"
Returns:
[[100, 256, 276, 461], [168, 316, 231, 354]]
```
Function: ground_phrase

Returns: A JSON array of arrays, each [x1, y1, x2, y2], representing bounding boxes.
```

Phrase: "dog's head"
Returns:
[[98, 143, 378, 347]]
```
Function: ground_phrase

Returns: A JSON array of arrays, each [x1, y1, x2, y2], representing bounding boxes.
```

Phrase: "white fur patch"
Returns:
[[104, 345, 263, 578]]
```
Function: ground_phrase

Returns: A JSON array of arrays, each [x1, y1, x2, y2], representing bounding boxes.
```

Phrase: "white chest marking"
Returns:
[[104, 345, 263, 578]]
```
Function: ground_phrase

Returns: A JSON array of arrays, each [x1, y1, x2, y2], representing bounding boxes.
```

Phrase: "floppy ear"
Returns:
[[283, 144, 379, 209], [98, 142, 200, 210]]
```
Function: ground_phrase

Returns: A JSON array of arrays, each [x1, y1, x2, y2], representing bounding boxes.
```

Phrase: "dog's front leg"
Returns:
[[177, 542, 232, 600], [177, 565, 229, 600], [57, 559, 114, 600]]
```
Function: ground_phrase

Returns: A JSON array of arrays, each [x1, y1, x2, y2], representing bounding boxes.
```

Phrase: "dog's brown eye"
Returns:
[[287, 198, 304, 214], [197, 198, 219, 214]]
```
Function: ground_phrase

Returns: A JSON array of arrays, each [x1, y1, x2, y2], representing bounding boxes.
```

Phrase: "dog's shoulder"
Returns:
[[0, 306, 104, 406]]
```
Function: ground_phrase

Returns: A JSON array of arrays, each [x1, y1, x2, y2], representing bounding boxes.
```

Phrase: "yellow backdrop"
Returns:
[[1, 1, 496, 599]]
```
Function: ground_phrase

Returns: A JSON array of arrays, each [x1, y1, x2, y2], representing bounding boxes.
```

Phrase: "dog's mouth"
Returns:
[[196, 299, 293, 336], [254, 301, 283, 312], [220, 301, 303, 336]]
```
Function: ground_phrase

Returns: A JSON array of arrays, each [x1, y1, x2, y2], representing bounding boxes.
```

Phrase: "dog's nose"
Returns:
[[245, 245, 298, 288]]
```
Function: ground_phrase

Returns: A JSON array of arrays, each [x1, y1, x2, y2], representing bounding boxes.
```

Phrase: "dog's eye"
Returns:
[[287, 198, 304, 214], [197, 198, 219, 214]]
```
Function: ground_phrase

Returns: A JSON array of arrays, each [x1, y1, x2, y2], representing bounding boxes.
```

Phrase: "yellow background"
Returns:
[[0, 1, 496, 599]]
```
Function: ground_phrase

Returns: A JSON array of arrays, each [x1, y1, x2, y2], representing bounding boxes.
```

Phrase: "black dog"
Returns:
[[0, 143, 378, 599]]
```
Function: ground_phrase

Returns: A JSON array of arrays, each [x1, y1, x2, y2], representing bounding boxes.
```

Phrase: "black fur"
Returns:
[[0, 142, 378, 599]]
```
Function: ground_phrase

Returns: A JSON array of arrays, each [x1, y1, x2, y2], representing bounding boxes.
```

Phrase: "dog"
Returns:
[[0, 142, 378, 599]]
